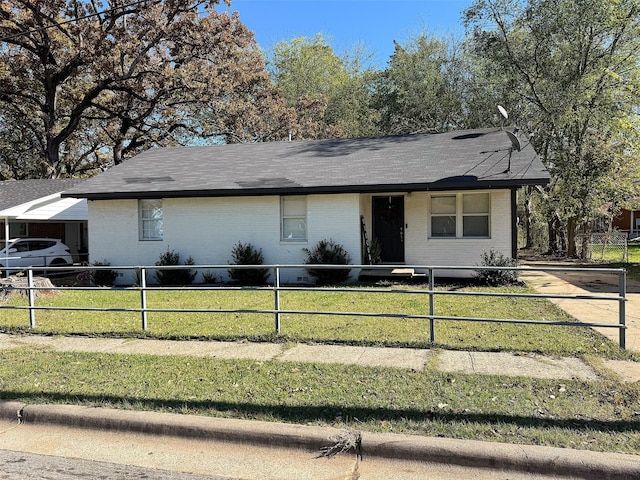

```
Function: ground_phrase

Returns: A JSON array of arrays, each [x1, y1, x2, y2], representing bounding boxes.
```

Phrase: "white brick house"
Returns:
[[64, 128, 549, 284]]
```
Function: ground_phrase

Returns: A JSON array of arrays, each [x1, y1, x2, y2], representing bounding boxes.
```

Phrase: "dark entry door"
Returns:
[[373, 196, 404, 263]]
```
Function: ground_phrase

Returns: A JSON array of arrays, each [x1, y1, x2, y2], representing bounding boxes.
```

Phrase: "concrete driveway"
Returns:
[[520, 258, 640, 381]]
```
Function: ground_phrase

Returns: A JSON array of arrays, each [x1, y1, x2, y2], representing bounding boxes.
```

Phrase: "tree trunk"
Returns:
[[524, 186, 534, 249], [548, 217, 559, 254], [567, 217, 577, 258], [579, 221, 591, 260], [44, 140, 61, 179]]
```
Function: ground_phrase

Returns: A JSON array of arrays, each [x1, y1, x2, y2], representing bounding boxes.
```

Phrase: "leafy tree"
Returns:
[[464, 0, 640, 256], [267, 34, 379, 139], [0, 110, 42, 179], [0, 0, 291, 178], [373, 34, 490, 134]]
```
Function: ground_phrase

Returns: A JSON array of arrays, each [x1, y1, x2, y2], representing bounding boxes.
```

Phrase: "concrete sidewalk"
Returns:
[[0, 333, 607, 381]]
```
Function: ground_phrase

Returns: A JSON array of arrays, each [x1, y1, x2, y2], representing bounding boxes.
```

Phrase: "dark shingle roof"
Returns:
[[64, 129, 549, 200], [0, 179, 87, 210]]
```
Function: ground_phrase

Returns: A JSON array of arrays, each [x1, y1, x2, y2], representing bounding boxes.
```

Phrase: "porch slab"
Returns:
[[358, 268, 429, 282]]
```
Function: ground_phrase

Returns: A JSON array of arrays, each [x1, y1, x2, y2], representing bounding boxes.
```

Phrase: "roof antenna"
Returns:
[[497, 104, 509, 130]]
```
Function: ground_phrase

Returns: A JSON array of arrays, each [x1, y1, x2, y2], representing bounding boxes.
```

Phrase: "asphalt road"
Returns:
[[0, 422, 578, 480]]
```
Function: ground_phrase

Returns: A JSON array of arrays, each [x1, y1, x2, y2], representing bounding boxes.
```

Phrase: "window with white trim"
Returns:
[[139, 199, 163, 241], [281, 196, 307, 241], [430, 192, 490, 238], [462, 193, 490, 237], [430, 195, 457, 237]]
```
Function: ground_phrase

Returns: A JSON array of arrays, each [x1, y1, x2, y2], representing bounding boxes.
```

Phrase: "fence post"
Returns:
[[429, 268, 435, 343], [624, 238, 628, 262], [619, 269, 626, 350], [140, 267, 148, 331], [27, 268, 36, 328], [274, 266, 281, 334]]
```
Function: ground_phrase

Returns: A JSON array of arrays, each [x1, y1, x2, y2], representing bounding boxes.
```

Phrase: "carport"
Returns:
[[0, 180, 88, 261]]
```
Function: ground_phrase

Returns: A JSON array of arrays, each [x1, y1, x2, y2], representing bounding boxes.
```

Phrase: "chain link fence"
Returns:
[[576, 233, 628, 262]]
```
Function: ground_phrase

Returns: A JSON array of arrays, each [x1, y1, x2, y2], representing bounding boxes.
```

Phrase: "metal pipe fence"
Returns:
[[0, 263, 628, 349]]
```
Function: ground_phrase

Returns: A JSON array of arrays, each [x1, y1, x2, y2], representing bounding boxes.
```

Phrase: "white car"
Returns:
[[0, 238, 74, 271]]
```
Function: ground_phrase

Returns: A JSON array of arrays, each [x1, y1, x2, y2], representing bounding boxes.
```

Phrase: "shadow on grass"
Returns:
[[3, 390, 640, 435]]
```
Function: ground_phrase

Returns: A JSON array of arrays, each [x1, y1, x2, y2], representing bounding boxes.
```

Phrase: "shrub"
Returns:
[[228, 242, 269, 286], [202, 270, 217, 284], [154, 248, 196, 286], [474, 249, 519, 286], [303, 239, 352, 286], [369, 237, 382, 264], [90, 260, 118, 286]]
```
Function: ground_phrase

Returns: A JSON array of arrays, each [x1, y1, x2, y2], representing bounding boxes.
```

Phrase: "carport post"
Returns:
[[619, 269, 626, 350], [27, 269, 36, 328]]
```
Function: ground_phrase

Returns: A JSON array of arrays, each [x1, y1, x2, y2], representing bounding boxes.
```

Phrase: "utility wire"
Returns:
[[0, 0, 154, 42]]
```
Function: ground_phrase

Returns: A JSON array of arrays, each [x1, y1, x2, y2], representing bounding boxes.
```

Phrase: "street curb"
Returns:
[[3, 401, 640, 479]]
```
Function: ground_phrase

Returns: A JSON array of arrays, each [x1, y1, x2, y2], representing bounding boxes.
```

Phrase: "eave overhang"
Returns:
[[63, 177, 550, 201]]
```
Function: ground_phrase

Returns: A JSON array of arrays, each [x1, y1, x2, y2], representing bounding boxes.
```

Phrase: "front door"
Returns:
[[372, 196, 405, 263]]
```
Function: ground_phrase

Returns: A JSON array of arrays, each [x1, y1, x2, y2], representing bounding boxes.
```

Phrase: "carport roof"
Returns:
[[0, 179, 87, 219], [0, 179, 85, 210], [63, 128, 550, 200]]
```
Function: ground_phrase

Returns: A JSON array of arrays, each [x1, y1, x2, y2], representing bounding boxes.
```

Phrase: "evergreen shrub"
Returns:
[[228, 242, 269, 286], [474, 249, 519, 286], [154, 248, 196, 286], [303, 239, 352, 286]]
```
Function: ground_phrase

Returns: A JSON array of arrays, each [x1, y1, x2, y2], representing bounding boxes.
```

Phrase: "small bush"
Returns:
[[202, 270, 217, 284], [228, 242, 269, 286], [303, 239, 352, 286], [369, 238, 382, 264], [90, 260, 118, 286], [154, 248, 196, 286], [474, 249, 519, 286]]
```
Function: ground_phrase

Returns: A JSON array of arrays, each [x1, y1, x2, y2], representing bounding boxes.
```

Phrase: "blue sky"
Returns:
[[220, 0, 476, 67]]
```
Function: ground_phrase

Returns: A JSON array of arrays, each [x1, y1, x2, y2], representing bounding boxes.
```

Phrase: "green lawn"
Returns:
[[588, 242, 640, 264], [0, 284, 626, 357], [589, 242, 640, 282], [1, 283, 638, 455], [1, 348, 639, 454]]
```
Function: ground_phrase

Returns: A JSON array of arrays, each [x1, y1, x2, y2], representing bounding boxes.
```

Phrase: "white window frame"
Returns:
[[139, 199, 163, 241], [429, 192, 490, 238], [281, 196, 307, 242], [430, 194, 457, 238], [462, 192, 490, 238]]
